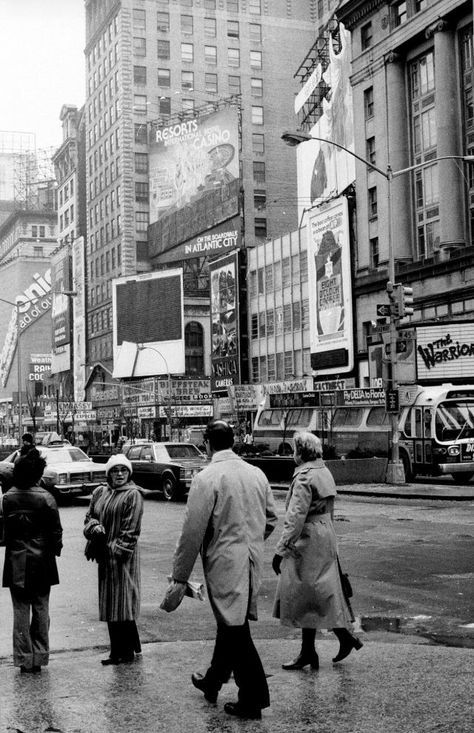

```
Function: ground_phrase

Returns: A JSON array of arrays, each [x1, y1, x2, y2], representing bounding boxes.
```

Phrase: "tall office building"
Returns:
[[84, 0, 316, 375]]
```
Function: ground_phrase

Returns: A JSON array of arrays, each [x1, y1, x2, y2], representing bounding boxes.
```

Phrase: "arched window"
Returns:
[[185, 321, 204, 375]]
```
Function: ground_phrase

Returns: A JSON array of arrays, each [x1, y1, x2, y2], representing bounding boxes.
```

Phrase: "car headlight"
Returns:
[[448, 445, 460, 456], [183, 468, 197, 480], [57, 473, 68, 485]]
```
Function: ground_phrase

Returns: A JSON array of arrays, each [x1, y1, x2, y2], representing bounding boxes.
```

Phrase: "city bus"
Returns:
[[252, 384, 474, 483]]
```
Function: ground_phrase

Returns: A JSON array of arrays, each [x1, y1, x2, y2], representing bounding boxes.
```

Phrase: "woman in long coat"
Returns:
[[84, 454, 144, 665], [1, 450, 63, 673], [272, 431, 362, 669]]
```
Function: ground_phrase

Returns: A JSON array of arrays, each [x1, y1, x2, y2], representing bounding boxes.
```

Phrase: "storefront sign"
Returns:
[[137, 406, 156, 418], [314, 378, 354, 391], [160, 404, 213, 418], [416, 323, 474, 381], [264, 378, 314, 395], [336, 388, 385, 406]]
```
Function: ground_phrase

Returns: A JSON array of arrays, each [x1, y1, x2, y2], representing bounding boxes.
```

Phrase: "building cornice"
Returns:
[[337, 0, 386, 31]]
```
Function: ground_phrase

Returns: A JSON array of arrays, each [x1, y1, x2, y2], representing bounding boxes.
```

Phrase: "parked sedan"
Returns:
[[122, 442, 209, 501], [0, 444, 107, 500]]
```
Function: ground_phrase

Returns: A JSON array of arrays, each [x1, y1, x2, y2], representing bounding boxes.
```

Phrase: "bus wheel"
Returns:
[[452, 472, 473, 484], [400, 452, 412, 482]]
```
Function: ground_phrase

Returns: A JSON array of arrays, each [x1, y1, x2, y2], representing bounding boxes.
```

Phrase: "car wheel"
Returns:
[[161, 472, 178, 501]]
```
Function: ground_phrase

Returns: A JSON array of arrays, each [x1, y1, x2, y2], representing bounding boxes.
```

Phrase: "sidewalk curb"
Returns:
[[270, 483, 474, 501]]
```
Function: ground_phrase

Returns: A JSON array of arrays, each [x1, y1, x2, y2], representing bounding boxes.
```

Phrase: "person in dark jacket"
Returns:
[[12, 433, 36, 464], [1, 449, 63, 674]]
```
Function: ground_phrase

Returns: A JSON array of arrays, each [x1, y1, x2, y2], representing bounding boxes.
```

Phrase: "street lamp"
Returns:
[[0, 290, 77, 441], [136, 344, 173, 440], [282, 129, 474, 483]]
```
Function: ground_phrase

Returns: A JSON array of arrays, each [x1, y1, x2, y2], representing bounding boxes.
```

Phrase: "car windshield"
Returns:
[[164, 444, 204, 459], [42, 447, 90, 463]]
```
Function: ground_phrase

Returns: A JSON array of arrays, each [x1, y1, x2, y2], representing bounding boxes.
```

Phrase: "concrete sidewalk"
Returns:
[[272, 481, 474, 501], [0, 635, 473, 733]]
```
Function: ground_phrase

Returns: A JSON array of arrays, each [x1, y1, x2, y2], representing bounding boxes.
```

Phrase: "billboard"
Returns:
[[112, 269, 185, 379], [148, 107, 240, 258], [150, 215, 241, 264], [0, 267, 53, 388], [210, 251, 247, 392], [296, 23, 355, 223], [72, 237, 87, 401], [307, 197, 353, 374]]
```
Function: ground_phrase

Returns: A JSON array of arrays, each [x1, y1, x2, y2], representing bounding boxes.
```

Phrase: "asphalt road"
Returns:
[[1, 491, 474, 660]]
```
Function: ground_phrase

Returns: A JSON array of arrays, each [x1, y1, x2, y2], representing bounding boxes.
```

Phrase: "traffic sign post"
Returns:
[[376, 304, 392, 317], [385, 389, 399, 413]]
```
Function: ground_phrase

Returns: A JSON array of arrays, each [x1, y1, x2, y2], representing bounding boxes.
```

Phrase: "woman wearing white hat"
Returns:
[[84, 454, 144, 665]]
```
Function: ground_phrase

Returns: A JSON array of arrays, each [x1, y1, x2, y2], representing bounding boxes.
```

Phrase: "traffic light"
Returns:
[[386, 282, 414, 319], [397, 284, 414, 318]]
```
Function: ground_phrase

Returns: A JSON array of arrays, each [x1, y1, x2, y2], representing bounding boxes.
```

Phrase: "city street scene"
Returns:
[[0, 0, 474, 730]]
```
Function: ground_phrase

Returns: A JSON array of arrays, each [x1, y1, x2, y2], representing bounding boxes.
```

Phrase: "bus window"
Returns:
[[414, 407, 423, 438], [366, 407, 390, 427], [287, 408, 313, 427], [257, 409, 284, 427], [402, 408, 413, 437], [332, 408, 363, 427], [424, 409, 432, 438], [435, 401, 474, 441]]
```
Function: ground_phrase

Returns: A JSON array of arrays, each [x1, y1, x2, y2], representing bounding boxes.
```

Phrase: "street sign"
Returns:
[[385, 389, 399, 413], [376, 304, 391, 317]]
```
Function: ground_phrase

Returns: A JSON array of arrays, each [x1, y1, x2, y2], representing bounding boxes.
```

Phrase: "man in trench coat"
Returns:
[[171, 419, 278, 720]]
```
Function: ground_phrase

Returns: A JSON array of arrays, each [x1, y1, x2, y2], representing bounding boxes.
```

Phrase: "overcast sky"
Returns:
[[0, 0, 85, 151]]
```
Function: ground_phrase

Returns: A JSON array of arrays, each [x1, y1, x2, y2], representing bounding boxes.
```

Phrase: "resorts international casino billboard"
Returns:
[[210, 251, 246, 392], [148, 107, 240, 259], [307, 197, 354, 374]]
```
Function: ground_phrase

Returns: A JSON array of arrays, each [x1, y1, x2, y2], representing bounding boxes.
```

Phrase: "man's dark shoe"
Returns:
[[191, 672, 219, 703], [224, 702, 262, 720]]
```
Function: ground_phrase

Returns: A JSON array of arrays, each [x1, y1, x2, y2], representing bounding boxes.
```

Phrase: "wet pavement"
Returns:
[[272, 481, 474, 501], [0, 635, 473, 733]]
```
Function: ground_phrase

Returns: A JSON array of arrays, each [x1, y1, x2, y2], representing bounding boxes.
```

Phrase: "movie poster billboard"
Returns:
[[112, 269, 185, 379], [148, 107, 240, 257], [307, 197, 353, 374], [72, 236, 87, 401], [296, 23, 355, 224], [210, 252, 241, 392]]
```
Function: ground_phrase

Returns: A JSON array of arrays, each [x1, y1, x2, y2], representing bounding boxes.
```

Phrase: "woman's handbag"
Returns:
[[84, 532, 106, 562]]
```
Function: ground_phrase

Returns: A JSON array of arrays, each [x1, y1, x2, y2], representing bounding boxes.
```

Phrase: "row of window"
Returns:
[[88, 334, 113, 364], [90, 245, 122, 284], [87, 14, 119, 72], [251, 300, 310, 339], [58, 179, 74, 207], [135, 16, 261, 42], [251, 349, 311, 384], [59, 206, 74, 231], [152, 68, 263, 94], [89, 217, 121, 253], [360, 1, 428, 52], [249, 254, 309, 297]]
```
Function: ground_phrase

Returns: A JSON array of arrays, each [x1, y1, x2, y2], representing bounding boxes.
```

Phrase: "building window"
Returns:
[[181, 14, 193, 33], [159, 96, 171, 114], [185, 322, 204, 375], [205, 73, 218, 93], [182, 70, 194, 90], [204, 17, 216, 36], [249, 0, 261, 13], [361, 22, 372, 50], [135, 152, 148, 173], [180, 0, 193, 6], [228, 48, 240, 67], [157, 39, 170, 59], [204, 0, 216, 8], [251, 313, 258, 339], [227, 20, 239, 38], [252, 133, 264, 154], [251, 105, 263, 125], [253, 161, 265, 182], [135, 211, 149, 231], [158, 68, 171, 87], [227, 0, 239, 10], [251, 357, 259, 382], [182, 98, 194, 112], [205, 45, 217, 64], [135, 182, 149, 201], [369, 237, 379, 268], [181, 43, 193, 62], [249, 23, 261, 42], [133, 65, 146, 85], [392, 1, 407, 27], [157, 11, 170, 31], [292, 301, 301, 330], [228, 75, 241, 95], [134, 123, 147, 144], [267, 309, 274, 336], [368, 186, 377, 218], [250, 50, 262, 69], [254, 189, 266, 211], [259, 311, 266, 338], [366, 136, 376, 165], [255, 218, 267, 238], [133, 8, 146, 30], [134, 94, 147, 113], [364, 87, 374, 119], [251, 78, 263, 98], [133, 37, 146, 56]]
